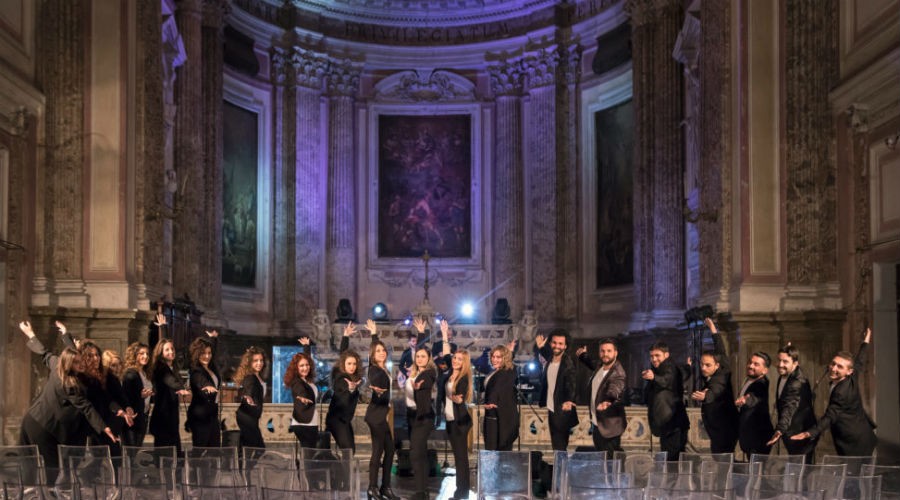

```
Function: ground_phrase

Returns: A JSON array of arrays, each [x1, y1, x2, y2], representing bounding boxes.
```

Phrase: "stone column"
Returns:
[[271, 46, 298, 332], [557, 43, 581, 321], [292, 47, 329, 321], [33, 0, 88, 308], [199, 0, 229, 325], [650, 0, 685, 319], [172, 0, 205, 304], [522, 47, 560, 321], [782, 0, 839, 306], [488, 60, 525, 321], [325, 59, 361, 320]]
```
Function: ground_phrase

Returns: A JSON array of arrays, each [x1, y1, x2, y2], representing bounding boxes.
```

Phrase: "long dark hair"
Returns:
[[150, 338, 176, 375], [284, 352, 316, 386], [332, 350, 362, 382]]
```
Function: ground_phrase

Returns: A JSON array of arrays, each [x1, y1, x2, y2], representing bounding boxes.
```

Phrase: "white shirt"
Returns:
[[546, 361, 560, 413], [292, 383, 318, 427], [140, 370, 152, 413], [777, 376, 787, 398], [405, 374, 416, 409], [445, 379, 455, 421], [591, 367, 609, 426]]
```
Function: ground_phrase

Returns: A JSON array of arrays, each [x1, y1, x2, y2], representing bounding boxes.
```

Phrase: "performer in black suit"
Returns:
[[691, 318, 739, 453], [735, 347, 774, 457], [235, 346, 267, 449], [643, 342, 690, 460], [285, 348, 318, 448], [791, 328, 877, 456], [18, 321, 115, 469], [149, 314, 191, 453], [766, 343, 818, 463], [75, 339, 132, 456], [122, 342, 154, 447], [577, 338, 627, 458], [363, 320, 398, 500], [483, 342, 519, 451], [535, 329, 579, 451], [397, 332, 419, 388], [187, 330, 222, 447], [438, 321, 473, 500], [407, 347, 437, 500], [326, 323, 363, 452]]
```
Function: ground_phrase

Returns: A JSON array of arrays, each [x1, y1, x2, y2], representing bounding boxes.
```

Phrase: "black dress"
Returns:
[[187, 362, 221, 447], [122, 368, 151, 446], [150, 361, 184, 453], [237, 374, 266, 448]]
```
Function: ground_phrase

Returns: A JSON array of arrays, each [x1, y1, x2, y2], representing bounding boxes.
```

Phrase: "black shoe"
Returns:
[[366, 486, 383, 500], [379, 487, 399, 500], [452, 489, 470, 499]]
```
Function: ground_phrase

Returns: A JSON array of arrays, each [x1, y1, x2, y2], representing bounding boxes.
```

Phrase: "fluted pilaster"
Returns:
[[325, 59, 361, 319], [557, 42, 581, 320], [293, 48, 329, 320], [200, 0, 229, 323], [35, 0, 88, 306], [523, 47, 560, 320], [784, 0, 839, 285], [172, 0, 205, 303], [488, 61, 525, 320]]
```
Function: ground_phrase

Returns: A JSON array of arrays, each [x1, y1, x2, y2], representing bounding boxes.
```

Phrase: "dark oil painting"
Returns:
[[378, 114, 472, 258], [222, 101, 258, 288], [596, 99, 634, 288]]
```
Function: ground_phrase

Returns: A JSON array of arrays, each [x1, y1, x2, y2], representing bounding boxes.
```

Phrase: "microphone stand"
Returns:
[[513, 380, 543, 452]]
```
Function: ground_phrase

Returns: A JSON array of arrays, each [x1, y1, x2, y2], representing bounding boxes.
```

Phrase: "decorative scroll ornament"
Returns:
[[271, 46, 292, 85], [521, 47, 559, 91], [327, 58, 363, 96], [374, 69, 475, 102], [487, 60, 523, 96], [291, 47, 330, 90]]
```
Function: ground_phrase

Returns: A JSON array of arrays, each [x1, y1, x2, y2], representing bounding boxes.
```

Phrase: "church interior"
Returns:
[[0, 0, 898, 464]]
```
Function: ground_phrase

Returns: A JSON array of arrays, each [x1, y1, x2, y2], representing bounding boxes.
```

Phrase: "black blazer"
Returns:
[[24, 337, 107, 444], [122, 368, 149, 416], [365, 365, 392, 426], [149, 361, 183, 436], [437, 357, 472, 427], [643, 357, 689, 435], [536, 344, 579, 430], [188, 364, 221, 424], [807, 341, 877, 456], [326, 372, 360, 425], [579, 354, 627, 438], [699, 334, 739, 448], [238, 374, 265, 420], [483, 368, 519, 448], [411, 368, 437, 422], [774, 366, 817, 436], [737, 375, 774, 453], [289, 378, 317, 425]]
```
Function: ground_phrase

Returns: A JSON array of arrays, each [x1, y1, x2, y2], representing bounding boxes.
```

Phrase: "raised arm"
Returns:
[[576, 346, 599, 371], [853, 328, 871, 376]]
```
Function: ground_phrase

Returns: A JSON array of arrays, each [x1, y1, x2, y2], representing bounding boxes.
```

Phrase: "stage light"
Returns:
[[317, 361, 324, 368], [435, 313, 443, 325], [460, 302, 475, 317], [491, 298, 512, 324], [371, 302, 388, 321], [386, 360, 393, 370], [528, 361, 537, 372], [403, 317, 411, 326], [335, 298, 354, 323]]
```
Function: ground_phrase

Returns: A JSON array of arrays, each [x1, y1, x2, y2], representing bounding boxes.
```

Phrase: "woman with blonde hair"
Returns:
[[407, 344, 437, 500], [363, 320, 398, 500], [234, 346, 267, 448], [437, 320, 473, 499], [483, 342, 519, 451], [122, 342, 153, 446]]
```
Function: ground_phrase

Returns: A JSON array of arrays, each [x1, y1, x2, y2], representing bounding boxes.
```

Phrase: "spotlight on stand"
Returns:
[[458, 302, 476, 323], [491, 298, 512, 325], [335, 298, 355, 323], [683, 304, 715, 327], [435, 313, 444, 325], [372, 302, 389, 322]]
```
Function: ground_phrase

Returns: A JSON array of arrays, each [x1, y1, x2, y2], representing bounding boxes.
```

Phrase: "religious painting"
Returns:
[[377, 114, 472, 258], [595, 99, 634, 287], [222, 100, 258, 288]]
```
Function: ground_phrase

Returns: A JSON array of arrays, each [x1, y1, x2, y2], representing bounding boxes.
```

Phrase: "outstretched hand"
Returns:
[[366, 319, 377, 336], [766, 431, 782, 447], [153, 313, 167, 327], [343, 322, 357, 337], [412, 317, 427, 334], [575, 346, 587, 357], [18, 321, 35, 339], [704, 317, 717, 334], [55, 320, 67, 335], [864, 327, 872, 344], [790, 432, 810, 441], [205, 330, 219, 338], [440, 319, 450, 340], [535, 334, 547, 349], [298, 336, 310, 346], [506, 339, 517, 352]]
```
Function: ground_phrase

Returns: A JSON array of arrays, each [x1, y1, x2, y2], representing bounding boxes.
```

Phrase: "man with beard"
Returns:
[[766, 343, 817, 463], [691, 318, 739, 453], [790, 328, 876, 456], [733, 338, 775, 456], [643, 342, 690, 460], [576, 338, 627, 458], [535, 329, 579, 450]]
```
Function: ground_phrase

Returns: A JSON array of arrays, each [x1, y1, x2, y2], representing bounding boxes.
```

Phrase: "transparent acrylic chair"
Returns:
[[477, 450, 532, 499]]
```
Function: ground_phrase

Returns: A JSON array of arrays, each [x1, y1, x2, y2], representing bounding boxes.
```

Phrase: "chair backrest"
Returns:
[[296, 459, 357, 495], [184, 456, 246, 487], [821, 455, 876, 476], [119, 482, 170, 500], [242, 444, 296, 463], [567, 485, 645, 499], [784, 463, 848, 499], [0, 450, 46, 488], [186, 446, 239, 466], [244, 458, 299, 488], [861, 465, 900, 497], [0, 445, 41, 458], [564, 459, 632, 491], [182, 484, 258, 499], [838, 475, 882, 500], [730, 472, 802, 496], [749, 453, 807, 476], [477, 450, 532, 498], [297, 448, 352, 462], [259, 487, 347, 500], [611, 451, 667, 488], [120, 446, 177, 486], [680, 452, 735, 465]]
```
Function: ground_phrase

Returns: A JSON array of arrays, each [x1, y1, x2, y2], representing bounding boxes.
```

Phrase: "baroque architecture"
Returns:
[[0, 0, 897, 458]]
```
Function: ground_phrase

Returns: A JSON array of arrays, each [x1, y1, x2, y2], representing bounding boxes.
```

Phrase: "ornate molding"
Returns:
[[368, 268, 483, 288], [560, 43, 583, 86], [327, 58, 363, 96], [521, 47, 559, 91], [487, 60, 523, 96], [373, 69, 475, 102], [845, 103, 869, 134], [291, 47, 330, 90]]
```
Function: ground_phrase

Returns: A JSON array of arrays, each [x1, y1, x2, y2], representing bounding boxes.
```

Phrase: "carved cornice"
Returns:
[[521, 47, 559, 91], [291, 47, 330, 90], [487, 60, 523, 96], [271, 46, 292, 85], [327, 59, 363, 96], [373, 69, 475, 102]]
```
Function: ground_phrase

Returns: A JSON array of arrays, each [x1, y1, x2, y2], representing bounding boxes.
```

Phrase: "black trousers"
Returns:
[[548, 411, 572, 451], [783, 436, 816, 464], [367, 418, 394, 488], [591, 425, 623, 459], [292, 425, 318, 449], [20, 414, 61, 470], [658, 427, 688, 461], [121, 414, 148, 447], [328, 421, 355, 453], [483, 416, 513, 451], [190, 418, 221, 447], [447, 420, 471, 496], [237, 410, 264, 449], [410, 418, 434, 496]]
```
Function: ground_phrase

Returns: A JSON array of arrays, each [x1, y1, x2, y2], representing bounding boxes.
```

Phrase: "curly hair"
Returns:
[[284, 352, 316, 387], [150, 338, 176, 375], [124, 342, 150, 376], [332, 349, 362, 382], [490, 344, 514, 371], [78, 340, 104, 382], [234, 347, 266, 384], [188, 337, 214, 370]]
